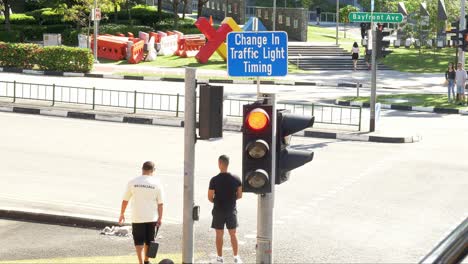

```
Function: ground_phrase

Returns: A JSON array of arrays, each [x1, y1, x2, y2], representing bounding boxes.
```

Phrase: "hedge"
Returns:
[[0, 42, 93, 72], [105, 5, 174, 27], [0, 31, 22, 42], [37, 46, 94, 73], [0, 43, 41, 69], [0, 14, 36, 25], [25, 8, 72, 25]]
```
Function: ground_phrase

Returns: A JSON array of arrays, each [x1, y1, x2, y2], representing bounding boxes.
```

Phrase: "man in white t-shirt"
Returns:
[[119, 161, 164, 264]]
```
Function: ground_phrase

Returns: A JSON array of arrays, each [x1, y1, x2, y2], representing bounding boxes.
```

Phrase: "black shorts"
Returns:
[[352, 53, 359, 60], [211, 209, 238, 230], [132, 222, 156, 246]]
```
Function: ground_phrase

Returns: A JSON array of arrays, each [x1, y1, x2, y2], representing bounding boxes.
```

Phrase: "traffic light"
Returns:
[[461, 30, 468, 51], [376, 29, 392, 58], [275, 110, 314, 184], [242, 103, 273, 194], [447, 21, 459, 34]]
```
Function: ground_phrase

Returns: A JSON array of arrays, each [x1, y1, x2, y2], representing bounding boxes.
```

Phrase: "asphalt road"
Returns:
[[0, 111, 467, 262]]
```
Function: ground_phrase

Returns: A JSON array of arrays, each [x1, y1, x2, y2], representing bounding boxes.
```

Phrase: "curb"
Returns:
[[336, 99, 468, 115], [0, 67, 368, 88], [0, 207, 122, 229], [0, 104, 420, 143]]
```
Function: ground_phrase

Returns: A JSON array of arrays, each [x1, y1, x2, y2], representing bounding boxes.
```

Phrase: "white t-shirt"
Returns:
[[123, 175, 164, 223], [352, 47, 359, 54]]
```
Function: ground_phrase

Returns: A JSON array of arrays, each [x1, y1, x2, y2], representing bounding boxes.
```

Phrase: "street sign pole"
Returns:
[[460, 0, 466, 65], [252, 18, 261, 97], [370, 0, 377, 132], [256, 93, 276, 264]]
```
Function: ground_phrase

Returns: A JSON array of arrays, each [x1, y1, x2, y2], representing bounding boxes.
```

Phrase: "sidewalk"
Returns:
[[91, 63, 445, 91]]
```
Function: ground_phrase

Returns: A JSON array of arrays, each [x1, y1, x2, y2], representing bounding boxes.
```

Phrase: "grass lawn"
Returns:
[[99, 52, 307, 75], [341, 93, 468, 109], [307, 25, 359, 51], [0, 253, 181, 264], [380, 47, 466, 73]]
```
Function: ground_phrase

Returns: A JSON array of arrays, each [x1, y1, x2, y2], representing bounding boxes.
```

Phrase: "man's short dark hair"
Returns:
[[158, 259, 175, 264], [142, 161, 155, 171], [218, 155, 229, 166]]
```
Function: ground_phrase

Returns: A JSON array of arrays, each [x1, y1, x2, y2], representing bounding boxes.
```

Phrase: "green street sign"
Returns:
[[348, 12, 404, 23]]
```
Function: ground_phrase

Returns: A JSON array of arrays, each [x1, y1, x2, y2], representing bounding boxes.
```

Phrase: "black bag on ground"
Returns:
[[147, 226, 160, 258]]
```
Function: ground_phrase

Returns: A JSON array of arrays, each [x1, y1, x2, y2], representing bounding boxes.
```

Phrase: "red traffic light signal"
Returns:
[[242, 104, 273, 194], [245, 108, 270, 132]]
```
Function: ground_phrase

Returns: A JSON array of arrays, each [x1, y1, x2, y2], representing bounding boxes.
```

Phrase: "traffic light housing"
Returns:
[[276, 110, 314, 185], [463, 30, 468, 51], [377, 29, 392, 58], [242, 103, 273, 194], [447, 21, 459, 34]]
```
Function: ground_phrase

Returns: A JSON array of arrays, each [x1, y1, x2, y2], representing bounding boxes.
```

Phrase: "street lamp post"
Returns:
[[460, 0, 466, 64], [336, 0, 339, 45], [93, 0, 99, 63]]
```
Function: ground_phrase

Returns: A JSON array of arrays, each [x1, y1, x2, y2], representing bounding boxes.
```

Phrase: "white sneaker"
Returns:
[[210, 256, 223, 263], [234, 256, 243, 264]]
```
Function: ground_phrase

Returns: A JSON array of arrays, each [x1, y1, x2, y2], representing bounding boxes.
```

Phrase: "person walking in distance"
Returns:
[[445, 62, 456, 102], [351, 42, 360, 71], [119, 161, 164, 264], [208, 155, 243, 263], [455, 62, 467, 105]]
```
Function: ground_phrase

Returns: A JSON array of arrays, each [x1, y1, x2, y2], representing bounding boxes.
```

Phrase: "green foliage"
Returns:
[[0, 42, 93, 72], [8, 24, 72, 41], [0, 31, 22, 42], [0, 14, 36, 25], [99, 23, 154, 35], [0, 43, 41, 69], [25, 7, 69, 25], [36, 46, 94, 72], [339, 5, 359, 23]]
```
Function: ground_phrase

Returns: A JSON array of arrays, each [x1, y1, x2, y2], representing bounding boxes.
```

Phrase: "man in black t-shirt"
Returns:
[[208, 155, 243, 263]]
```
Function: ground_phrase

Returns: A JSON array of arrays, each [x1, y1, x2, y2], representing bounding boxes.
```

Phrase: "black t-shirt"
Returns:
[[209, 172, 241, 212]]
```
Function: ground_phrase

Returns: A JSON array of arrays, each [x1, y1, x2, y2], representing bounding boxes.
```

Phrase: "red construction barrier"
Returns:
[[128, 40, 145, 64], [176, 36, 206, 57], [91, 36, 128, 61]]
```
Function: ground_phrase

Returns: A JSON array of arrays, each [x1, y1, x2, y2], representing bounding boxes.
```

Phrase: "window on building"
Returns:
[[286, 16, 290, 26], [294, 19, 298, 28], [234, 3, 238, 14], [228, 4, 232, 13], [278, 15, 283, 24], [264, 11, 268, 20], [257, 9, 261, 17]]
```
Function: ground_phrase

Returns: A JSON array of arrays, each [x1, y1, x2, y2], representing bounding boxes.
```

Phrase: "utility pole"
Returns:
[[182, 68, 197, 264], [93, 0, 99, 63], [256, 93, 277, 264], [460, 0, 466, 64], [273, 0, 276, 31], [370, 0, 377, 132], [336, 0, 339, 45]]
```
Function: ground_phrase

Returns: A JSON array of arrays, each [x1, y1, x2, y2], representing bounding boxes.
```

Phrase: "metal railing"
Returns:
[[0, 80, 362, 130], [419, 217, 468, 264]]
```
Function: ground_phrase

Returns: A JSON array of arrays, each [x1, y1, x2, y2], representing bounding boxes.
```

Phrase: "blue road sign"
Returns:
[[227, 31, 288, 77], [243, 17, 267, 31]]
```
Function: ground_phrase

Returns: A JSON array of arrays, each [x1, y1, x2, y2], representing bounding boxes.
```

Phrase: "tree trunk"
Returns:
[[197, 0, 202, 18], [114, 1, 118, 23], [157, 0, 162, 20], [182, 0, 187, 19], [173, 0, 179, 29], [4, 0, 11, 31]]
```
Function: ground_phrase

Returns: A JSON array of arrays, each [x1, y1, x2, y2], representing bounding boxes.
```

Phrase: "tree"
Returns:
[[197, 0, 208, 19], [339, 5, 359, 38], [182, 0, 188, 19], [1, 0, 11, 31], [172, 0, 179, 28]]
